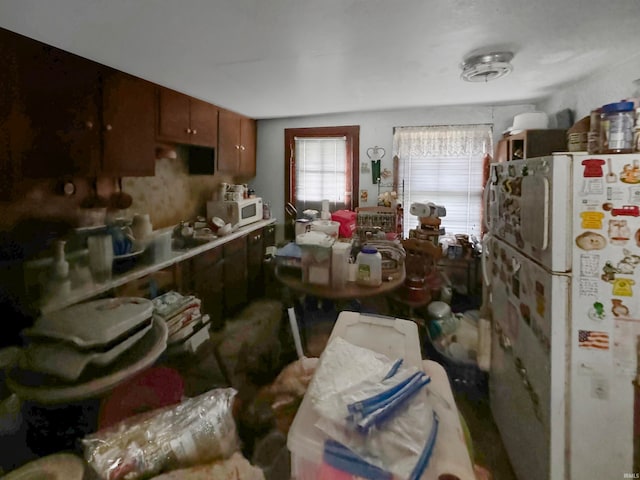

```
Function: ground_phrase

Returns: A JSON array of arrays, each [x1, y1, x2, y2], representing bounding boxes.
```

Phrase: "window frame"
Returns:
[[284, 125, 360, 212]]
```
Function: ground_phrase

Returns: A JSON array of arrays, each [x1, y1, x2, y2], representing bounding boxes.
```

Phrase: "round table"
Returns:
[[275, 266, 405, 300]]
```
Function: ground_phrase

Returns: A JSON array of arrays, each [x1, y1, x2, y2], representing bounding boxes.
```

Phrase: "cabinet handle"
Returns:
[[240, 145, 246, 151], [186, 128, 192, 134], [192, 129, 197, 135], [85, 121, 94, 129], [235, 145, 240, 150], [105, 124, 112, 131]]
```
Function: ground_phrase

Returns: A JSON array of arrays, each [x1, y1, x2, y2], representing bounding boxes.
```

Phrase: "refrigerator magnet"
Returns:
[[575, 231, 607, 251], [578, 329, 609, 350], [611, 278, 635, 296], [580, 211, 605, 229], [611, 299, 630, 318], [587, 301, 606, 322]]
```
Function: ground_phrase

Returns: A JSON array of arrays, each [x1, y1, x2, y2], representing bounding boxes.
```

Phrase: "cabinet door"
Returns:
[[217, 109, 241, 174], [189, 98, 218, 148], [157, 88, 191, 144], [247, 228, 264, 299], [0, 28, 21, 199], [238, 116, 256, 177], [15, 34, 101, 178], [223, 236, 247, 313], [192, 249, 225, 331], [102, 72, 156, 176]]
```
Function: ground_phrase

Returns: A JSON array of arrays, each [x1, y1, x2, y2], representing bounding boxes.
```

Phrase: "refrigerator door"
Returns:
[[486, 155, 572, 272], [486, 236, 569, 480], [568, 153, 640, 479]]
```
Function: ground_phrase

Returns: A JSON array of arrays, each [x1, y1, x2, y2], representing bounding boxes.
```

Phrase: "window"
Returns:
[[285, 126, 359, 214], [393, 124, 492, 238]]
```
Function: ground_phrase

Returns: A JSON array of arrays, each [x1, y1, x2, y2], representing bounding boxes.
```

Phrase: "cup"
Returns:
[[88, 235, 113, 283]]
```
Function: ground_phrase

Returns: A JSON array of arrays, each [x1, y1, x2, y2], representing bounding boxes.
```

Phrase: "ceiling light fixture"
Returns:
[[460, 51, 514, 82]]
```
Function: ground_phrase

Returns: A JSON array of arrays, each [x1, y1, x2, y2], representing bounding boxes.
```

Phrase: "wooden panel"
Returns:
[[102, 73, 156, 176], [157, 88, 190, 144], [189, 98, 218, 148], [217, 109, 240, 174], [238, 116, 256, 177]]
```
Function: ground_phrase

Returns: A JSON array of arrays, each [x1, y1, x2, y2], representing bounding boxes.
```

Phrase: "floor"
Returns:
[[0, 283, 518, 480]]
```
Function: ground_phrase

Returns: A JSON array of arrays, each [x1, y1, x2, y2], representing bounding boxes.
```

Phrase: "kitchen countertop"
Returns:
[[38, 219, 276, 315]]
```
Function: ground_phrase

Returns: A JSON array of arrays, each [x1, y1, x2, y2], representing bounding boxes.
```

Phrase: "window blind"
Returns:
[[294, 136, 347, 212], [393, 125, 492, 238]]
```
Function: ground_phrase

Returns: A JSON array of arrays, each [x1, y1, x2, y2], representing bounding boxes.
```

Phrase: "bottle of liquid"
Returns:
[[51, 240, 69, 279], [356, 247, 382, 286]]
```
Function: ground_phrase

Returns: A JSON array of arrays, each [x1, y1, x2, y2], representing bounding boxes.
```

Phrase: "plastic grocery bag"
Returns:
[[82, 388, 239, 480]]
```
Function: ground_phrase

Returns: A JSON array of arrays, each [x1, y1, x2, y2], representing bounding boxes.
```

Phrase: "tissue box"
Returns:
[[297, 231, 336, 286]]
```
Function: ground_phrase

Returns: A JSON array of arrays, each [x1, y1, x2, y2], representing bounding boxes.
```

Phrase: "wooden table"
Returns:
[[275, 266, 405, 300]]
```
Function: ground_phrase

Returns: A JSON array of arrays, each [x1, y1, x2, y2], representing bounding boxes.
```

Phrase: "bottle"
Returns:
[[356, 247, 382, 286], [51, 240, 69, 279]]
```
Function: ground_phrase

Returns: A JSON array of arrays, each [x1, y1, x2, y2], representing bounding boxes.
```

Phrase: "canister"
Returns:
[[601, 101, 635, 153]]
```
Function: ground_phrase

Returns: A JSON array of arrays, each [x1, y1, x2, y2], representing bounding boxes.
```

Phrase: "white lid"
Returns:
[[287, 312, 424, 466], [25, 297, 153, 348]]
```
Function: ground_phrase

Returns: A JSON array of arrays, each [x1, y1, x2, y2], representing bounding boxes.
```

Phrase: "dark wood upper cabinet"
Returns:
[[157, 88, 218, 148], [12, 31, 102, 177], [101, 72, 156, 176], [3, 28, 156, 179], [218, 109, 256, 177]]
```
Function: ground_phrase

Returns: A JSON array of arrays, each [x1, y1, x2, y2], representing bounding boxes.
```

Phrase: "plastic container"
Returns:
[[331, 242, 352, 289], [287, 312, 423, 480], [602, 101, 635, 153], [356, 247, 382, 287], [310, 220, 340, 239]]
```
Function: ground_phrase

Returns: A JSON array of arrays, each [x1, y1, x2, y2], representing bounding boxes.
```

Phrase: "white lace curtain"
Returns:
[[393, 124, 493, 237], [393, 124, 492, 159]]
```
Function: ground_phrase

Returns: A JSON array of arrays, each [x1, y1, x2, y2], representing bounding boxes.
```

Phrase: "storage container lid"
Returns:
[[602, 101, 634, 113], [361, 247, 378, 254], [24, 297, 154, 348]]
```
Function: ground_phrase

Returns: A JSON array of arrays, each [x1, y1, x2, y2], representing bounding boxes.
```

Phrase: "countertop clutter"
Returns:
[[35, 218, 276, 315]]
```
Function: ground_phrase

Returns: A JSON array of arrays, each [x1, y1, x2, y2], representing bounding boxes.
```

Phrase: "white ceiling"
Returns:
[[1, 0, 639, 119]]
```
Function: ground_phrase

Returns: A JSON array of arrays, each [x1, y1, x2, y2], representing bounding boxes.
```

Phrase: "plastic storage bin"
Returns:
[[287, 312, 423, 480]]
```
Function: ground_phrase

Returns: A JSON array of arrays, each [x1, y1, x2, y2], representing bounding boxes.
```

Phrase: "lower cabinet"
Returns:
[[222, 236, 248, 315], [189, 247, 225, 331], [187, 226, 272, 328], [247, 228, 264, 300]]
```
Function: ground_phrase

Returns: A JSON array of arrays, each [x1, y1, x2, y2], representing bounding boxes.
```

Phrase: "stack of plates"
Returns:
[[20, 298, 156, 383], [152, 291, 211, 354]]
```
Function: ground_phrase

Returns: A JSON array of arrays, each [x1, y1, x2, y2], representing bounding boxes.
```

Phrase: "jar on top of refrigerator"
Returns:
[[601, 101, 635, 154]]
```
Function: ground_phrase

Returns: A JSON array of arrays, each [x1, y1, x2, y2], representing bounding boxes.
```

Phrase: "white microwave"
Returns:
[[207, 197, 263, 228]]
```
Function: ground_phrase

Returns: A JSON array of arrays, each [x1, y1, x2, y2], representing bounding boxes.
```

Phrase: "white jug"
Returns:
[[131, 214, 153, 244]]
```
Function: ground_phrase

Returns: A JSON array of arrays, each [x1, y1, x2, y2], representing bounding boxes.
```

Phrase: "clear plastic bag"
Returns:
[[311, 339, 438, 479], [82, 388, 239, 480]]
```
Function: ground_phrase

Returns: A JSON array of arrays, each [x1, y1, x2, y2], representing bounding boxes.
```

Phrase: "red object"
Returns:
[[611, 205, 640, 217], [98, 366, 184, 429], [581, 158, 605, 177], [331, 210, 357, 238]]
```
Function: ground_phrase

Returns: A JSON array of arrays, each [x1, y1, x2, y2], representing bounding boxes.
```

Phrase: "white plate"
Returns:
[[24, 297, 153, 348], [23, 320, 154, 381], [74, 224, 107, 234], [113, 249, 144, 261], [3, 453, 85, 480], [7, 319, 168, 404]]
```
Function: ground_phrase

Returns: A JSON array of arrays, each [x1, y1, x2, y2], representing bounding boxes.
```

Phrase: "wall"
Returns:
[[253, 103, 536, 237], [537, 56, 640, 122], [0, 148, 231, 257]]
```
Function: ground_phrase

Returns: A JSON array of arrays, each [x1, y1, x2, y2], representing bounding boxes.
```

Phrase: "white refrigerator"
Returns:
[[483, 153, 640, 480]]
